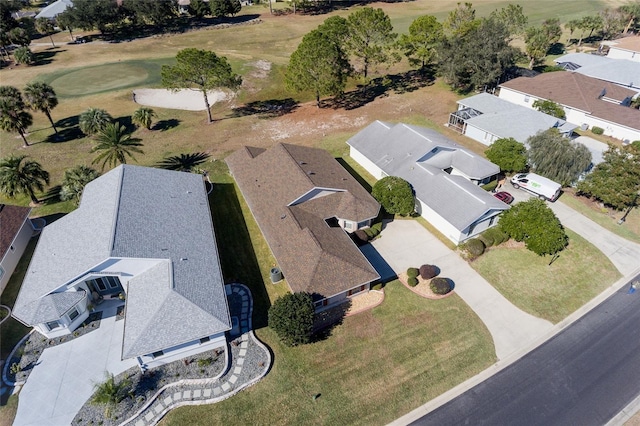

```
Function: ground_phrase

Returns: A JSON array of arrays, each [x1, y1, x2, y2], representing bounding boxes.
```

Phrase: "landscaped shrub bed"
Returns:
[[463, 238, 485, 259], [419, 264, 438, 280], [430, 277, 452, 295], [407, 276, 419, 287], [407, 267, 419, 279]]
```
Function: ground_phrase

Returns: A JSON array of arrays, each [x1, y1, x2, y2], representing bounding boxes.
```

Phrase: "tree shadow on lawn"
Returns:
[[229, 98, 299, 119], [46, 115, 84, 143], [152, 119, 181, 132], [209, 183, 271, 329], [34, 48, 67, 66], [322, 70, 433, 111], [41, 185, 62, 204], [312, 299, 351, 342]]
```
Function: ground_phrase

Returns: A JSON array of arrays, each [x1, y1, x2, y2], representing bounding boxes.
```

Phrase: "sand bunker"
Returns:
[[132, 88, 230, 111]]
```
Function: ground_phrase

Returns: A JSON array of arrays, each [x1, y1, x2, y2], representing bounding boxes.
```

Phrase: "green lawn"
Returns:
[[471, 229, 621, 323], [163, 282, 495, 426]]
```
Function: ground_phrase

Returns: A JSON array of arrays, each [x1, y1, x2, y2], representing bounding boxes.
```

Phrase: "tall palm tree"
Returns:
[[35, 17, 56, 48], [0, 86, 33, 147], [24, 81, 59, 135], [0, 155, 50, 204], [79, 107, 113, 136], [131, 107, 157, 130], [91, 122, 144, 170], [59, 165, 100, 205], [156, 152, 210, 172]]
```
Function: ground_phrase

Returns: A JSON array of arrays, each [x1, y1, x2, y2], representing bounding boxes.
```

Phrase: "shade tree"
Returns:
[[527, 129, 592, 186], [398, 15, 443, 75], [268, 292, 315, 347], [372, 176, 414, 216], [484, 137, 527, 173], [532, 99, 565, 119]]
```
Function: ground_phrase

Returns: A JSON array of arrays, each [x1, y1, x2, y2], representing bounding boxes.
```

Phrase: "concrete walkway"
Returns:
[[506, 182, 640, 276], [365, 220, 553, 361], [14, 300, 137, 426]]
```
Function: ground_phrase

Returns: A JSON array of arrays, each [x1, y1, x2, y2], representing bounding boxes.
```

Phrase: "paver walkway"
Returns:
[[122, 283, 270, 426], [365, 220, 553, 361]]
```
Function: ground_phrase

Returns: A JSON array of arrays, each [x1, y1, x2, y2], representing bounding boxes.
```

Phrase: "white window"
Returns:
[[68, 307, 80, 322]]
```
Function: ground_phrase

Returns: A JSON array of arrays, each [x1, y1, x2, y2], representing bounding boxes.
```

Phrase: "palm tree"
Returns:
[[131, 107, 157, 130], [35, 17, 56, 48], [91, 372, 131, 419], [0, 155, 50, 204], [13, 46, 34, 65], [79, 107, 113, 136], [156, 152, 210, 172], [59, 165, 100, 205], [24, 81, 59, 135], [0, 86, 33, 147], [91, 122, 144, 170]]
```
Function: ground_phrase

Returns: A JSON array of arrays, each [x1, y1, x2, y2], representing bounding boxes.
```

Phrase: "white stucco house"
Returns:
[[499, 72, 640, 143], [449, 92, 576, 145], [0, 205, 34, 295], [347, 121, 509, 245], [605, 36, 640, 62], [12, 165, 231, 370]]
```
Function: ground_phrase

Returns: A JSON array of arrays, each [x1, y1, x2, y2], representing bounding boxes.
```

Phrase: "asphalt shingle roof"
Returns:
[[13, 165, 230, 358], [554, 53, 640, 89], [347, 122, 508, 232], [0, 204, 31, 261], [226, 143, 380, 298]]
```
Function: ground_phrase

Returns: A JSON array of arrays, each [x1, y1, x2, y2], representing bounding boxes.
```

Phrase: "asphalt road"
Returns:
[[410, 276, 640, 426]]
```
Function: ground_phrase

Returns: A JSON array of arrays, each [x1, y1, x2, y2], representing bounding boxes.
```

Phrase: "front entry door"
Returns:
[[87, 276, 123, 296]]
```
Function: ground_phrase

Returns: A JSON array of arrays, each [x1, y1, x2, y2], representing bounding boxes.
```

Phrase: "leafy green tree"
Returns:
[[8, 27, 30, 46], [156, 152, 210, 172], [35, 17, 56, 47], [527, 129, 592, 186], [79, 107, 113, 136], [285, 29, 350, 106], [209, 0, 241, 17], [91, 122, 144, 170], [91, 372, 131, 418], [438, 16, 519, 92], [524, 26, 550, 70], [65, 0, 122, 34], [60, 165, 100, 205], [398, 15, 443, 74], [55, 11, 75, 41], [499, 198, 568, 257], [0, 86, 33, 147], [268, 292, 315, 347], [24, 82, 59, 135], [372, 176, 414, 215], [13, 46, 34, 65], [490, 4, 527, 41], [188, 0, 210, 18], [162, 48, 241, 123], [132, 106, 156, 130], [619, 1, 640, 34], [577, 144, 640, 211], [485, 137, 527, 173], [0, 155, 50, 204], [541, 18, 562, 45], [443, 1, 477, 37], [599, 8, 625, 39], [345, 7, 397, 80], [317, 15, 350, 47], [123, 0, 177, 26], [532, 99, 566, 119]]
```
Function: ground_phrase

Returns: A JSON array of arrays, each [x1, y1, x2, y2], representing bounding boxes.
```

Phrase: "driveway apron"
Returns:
[[366, 220, 553, 360], [14, 301, 137, 426]]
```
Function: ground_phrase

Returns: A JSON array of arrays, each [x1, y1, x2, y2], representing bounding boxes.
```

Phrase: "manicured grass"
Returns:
[[162, 281, 495, 426], [471, 229, 621, 324], [0, 394, 19, 426], [559, 191, 640, 244]]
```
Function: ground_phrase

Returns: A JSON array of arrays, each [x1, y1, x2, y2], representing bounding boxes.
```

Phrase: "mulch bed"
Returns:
[[398, 272, 454, 300]]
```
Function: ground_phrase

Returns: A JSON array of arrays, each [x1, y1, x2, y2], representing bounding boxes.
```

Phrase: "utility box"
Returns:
[[270, 267, 283, 283]]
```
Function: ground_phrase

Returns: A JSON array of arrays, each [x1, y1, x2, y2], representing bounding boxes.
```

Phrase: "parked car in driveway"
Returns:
[[493, 191, 514, 204]]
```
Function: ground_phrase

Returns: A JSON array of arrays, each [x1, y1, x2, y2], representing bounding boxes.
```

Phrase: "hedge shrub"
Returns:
[[464, 238, 485, 258], [591, 126, 604, 135], [407, 267, 419, 279], [478, 232, 495, 247], [430, 277, 452, 295], [371, 221, 382, 234], [419, 264, 438, 280], [268, 292, 315, 346], [407, 276, 419, 287]]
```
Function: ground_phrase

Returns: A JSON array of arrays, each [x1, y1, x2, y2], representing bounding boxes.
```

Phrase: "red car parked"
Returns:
[[493, 191, 514, 204]]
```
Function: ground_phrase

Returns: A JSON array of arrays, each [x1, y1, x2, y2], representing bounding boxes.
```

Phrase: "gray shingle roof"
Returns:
[[23, 290, 86, 324], [347, 122, 508, 232], [13, 165, 230, 358], [226, 143, 380, 298], [555, 53, 640, 89], [457, 93, 575, 143]]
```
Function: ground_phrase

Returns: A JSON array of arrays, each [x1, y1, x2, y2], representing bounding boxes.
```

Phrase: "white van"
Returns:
[[510, 173, 561, 202]]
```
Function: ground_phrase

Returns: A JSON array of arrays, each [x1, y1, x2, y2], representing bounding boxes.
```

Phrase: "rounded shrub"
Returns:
[[407, 276, 419, 287], [464, 238, 485, 258], [407, 267, 419, 279], [478, 232, 495, 247], [591, 126, 604, 135], [419, 264, 438, 280], [430, 277, 452, 295]]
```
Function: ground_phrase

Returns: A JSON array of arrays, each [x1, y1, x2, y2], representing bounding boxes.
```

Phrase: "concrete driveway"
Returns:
[[14, 300, 137, 426], [363, 219, 553, 361]]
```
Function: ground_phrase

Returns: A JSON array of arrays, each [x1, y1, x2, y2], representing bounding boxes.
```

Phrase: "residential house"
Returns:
[[226, 143, 380, 311], [347, 121, 508, 245], [499, 72, 640, 142], [449, 92, 576, 145], [12, 165, 231, 370], [0, 205, 34, 294], [35, 0, 73, 19], [554, 53, 640, 91], [605, 36, 640, 62]]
